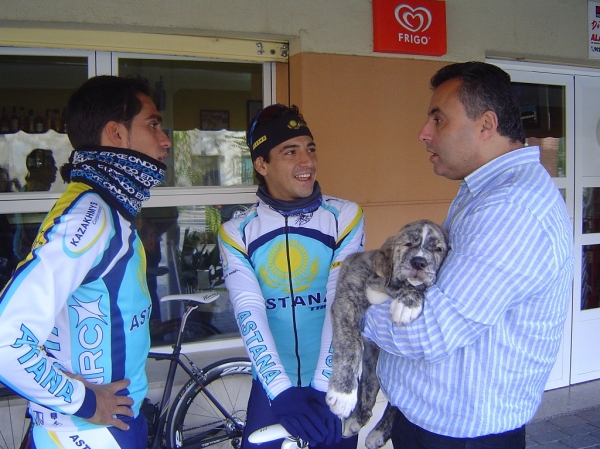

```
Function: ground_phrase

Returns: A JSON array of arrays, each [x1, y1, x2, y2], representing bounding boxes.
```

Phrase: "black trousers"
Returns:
[[391, 408, 526, 449]]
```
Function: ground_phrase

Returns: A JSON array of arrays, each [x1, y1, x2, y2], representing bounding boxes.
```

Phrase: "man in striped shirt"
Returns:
[[363, 62, 573, 448]]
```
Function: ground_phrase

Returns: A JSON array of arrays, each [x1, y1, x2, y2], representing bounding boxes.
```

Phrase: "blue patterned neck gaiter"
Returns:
[[67, 147, 166, 221], [256, 181, 322, 216]]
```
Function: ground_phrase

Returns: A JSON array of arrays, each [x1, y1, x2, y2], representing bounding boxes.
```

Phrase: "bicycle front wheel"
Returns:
[[166, 357, 252, 449]]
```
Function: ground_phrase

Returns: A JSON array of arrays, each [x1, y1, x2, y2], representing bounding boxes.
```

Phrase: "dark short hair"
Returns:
[[247, 104, 307, 184], [65, 76, 151, 150], [430, 62, 526, 144], [26, 149, 55, 171]]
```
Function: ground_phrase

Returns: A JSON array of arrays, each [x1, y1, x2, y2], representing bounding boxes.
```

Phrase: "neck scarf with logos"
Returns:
[[63, 146, 165, 221]]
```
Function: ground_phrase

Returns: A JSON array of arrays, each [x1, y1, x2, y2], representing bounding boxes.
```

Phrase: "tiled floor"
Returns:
[[527, 405, 600, 448]]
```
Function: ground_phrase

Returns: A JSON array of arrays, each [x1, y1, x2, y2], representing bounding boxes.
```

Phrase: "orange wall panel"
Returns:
[[288, 53, 459, 249]]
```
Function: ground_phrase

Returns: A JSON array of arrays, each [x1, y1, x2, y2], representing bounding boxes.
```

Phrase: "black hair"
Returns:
[[430, 62, 526, 144], [26, 149, 55, 171], [65, 75, 151, 151]]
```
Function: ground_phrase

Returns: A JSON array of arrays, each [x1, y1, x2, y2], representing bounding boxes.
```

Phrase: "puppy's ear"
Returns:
[[372, 236, 395, 282]]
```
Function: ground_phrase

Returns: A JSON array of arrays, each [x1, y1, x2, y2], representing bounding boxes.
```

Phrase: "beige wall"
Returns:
[[289, 53, 457, 249], [0, 0, 595, 68]]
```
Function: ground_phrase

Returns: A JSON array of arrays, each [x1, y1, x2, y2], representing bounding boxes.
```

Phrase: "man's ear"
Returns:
[[479, 110, 498, 139], [101, 121, 126, 148], [254, 157, 268, 177]]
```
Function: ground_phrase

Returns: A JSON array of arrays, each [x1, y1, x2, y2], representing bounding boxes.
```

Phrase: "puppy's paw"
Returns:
[[389, 299, 422, 325], [365, 429, 388, 449], [326, 388, 357, 419], [342, 416, 362, 437]]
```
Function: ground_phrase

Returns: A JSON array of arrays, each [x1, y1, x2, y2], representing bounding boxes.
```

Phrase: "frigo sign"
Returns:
[[373, 0, 447, 56]]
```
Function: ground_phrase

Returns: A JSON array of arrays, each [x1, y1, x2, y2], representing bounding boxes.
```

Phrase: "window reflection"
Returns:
[[525, 137, 566, 178], [118, 58, 262, 187], [513, 82, 566, 178], [0, 203, 253, 345], [0, 177, 18, 288], [583, 188, 600, 234], [172, 130, 252, 187], [143, 203, 253, 346], [0, 54, 88, 194], [582, 245, 600, 310]]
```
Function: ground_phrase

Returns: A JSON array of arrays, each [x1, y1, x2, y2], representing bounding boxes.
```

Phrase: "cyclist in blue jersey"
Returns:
[[0, 76, 170, 448], [218, 104, 364, 448]]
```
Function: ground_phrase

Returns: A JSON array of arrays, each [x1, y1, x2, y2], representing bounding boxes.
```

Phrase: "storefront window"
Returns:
[[115, 57, 262, 345], [582, 244, 600, 310], [583, 187, 600, 234], [136, 204, 253, 346], [118, 58, 261, 188], [0, 54, 88, 194], [138, 201, 258, 346], [514, 82, 566, 178], [0, 49, 268, 348], [0, 202, 254, 345]]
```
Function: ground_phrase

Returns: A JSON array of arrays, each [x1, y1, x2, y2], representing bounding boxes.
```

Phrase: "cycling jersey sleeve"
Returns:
[[218, 219, 293, 399], [312, 202, 364, 392], [0, 190, 112, 417]]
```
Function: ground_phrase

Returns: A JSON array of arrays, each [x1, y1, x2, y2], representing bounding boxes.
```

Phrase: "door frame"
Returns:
[[492, 59, 600, 388]]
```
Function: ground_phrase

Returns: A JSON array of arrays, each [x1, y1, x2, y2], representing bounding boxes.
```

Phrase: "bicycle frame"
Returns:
[[146, 301, 245, 449]]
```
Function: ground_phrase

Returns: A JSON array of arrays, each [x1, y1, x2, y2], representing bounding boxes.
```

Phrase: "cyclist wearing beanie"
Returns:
[[219, 104, 364, 449]]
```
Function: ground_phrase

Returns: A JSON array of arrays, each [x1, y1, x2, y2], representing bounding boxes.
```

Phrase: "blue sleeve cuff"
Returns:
[[73, 386, 96, 419]]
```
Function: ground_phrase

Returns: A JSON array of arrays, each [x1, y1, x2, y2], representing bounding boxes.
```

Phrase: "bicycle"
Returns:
[[145, 291, 252, 449], [0, 291, 252, 449]]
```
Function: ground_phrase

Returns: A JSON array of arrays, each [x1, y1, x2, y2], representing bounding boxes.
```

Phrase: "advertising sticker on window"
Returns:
[[589, 1, 600, 59]]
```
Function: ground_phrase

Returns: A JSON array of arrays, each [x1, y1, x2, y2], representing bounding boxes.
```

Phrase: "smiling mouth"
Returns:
[[295, 173, 312, 180]]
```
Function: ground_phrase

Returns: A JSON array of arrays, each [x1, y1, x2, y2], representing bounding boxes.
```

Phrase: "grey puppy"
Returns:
[[326, 219, 448, 449]]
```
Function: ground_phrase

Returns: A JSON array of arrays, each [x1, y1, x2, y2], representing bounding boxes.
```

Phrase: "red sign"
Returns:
[[373, 0, 447, 56]]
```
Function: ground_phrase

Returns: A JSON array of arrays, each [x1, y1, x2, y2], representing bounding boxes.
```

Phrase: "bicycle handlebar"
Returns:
[[160, 291, 220, 304]]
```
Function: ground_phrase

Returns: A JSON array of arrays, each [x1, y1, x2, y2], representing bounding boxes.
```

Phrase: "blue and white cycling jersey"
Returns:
[[218, 195, 364, 399], [0, 181, 151, 431]]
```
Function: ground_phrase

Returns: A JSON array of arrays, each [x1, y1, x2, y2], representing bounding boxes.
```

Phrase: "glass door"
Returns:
[[573, 75, 600, 384], [0, 48, 94, 289], [501, 66, 575, 390], [107, 53, 271, 348]]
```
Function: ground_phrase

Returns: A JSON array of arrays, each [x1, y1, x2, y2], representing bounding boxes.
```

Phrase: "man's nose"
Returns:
[[298, 149, 314, 166], [160, 130, 171, 149], [418, 123, 430, 142]]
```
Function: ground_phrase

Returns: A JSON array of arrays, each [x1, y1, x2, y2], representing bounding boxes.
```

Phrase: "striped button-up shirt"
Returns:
[[363, 146, 573, 438]]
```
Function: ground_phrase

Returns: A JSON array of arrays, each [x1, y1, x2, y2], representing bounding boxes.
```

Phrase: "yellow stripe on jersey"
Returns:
[[336, 205, 363, 245], [218, 225, 247, 255]]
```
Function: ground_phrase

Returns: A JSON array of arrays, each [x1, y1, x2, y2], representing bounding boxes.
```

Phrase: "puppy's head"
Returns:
[[373, 219, 448, 290]]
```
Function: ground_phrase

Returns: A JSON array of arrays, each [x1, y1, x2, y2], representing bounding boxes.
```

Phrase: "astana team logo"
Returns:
[[259, 240, 317, 292]]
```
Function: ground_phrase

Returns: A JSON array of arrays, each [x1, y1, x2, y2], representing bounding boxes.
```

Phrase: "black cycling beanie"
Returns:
[[249, 114, 313, 162]]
